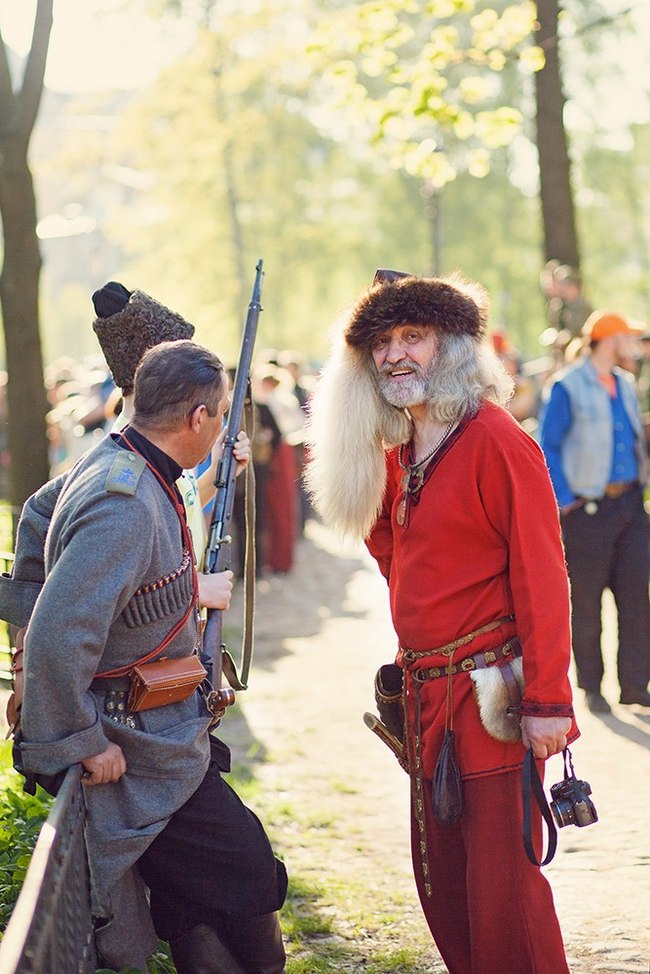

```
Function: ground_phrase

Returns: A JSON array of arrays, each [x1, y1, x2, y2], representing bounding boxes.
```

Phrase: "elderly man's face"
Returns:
[[370, 323, 438, 408]]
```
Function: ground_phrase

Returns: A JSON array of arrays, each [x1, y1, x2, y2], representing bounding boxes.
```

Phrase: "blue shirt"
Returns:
[[541, 376, 638, 507]]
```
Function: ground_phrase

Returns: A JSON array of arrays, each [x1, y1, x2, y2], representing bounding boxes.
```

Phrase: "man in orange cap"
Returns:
[[540, 310, 650, 712]]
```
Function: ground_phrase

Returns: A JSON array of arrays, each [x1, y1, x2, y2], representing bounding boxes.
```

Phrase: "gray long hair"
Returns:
[[305, 331, 513, 539]]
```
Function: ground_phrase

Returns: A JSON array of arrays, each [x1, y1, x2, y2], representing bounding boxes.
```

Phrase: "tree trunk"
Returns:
[[0, 141, 50, 510], [534, 0, 580, 269], [0, 0, 53, 513]]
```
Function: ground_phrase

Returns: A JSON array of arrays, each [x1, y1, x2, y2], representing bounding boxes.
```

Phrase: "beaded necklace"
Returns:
[[396, 419, 454, 526]]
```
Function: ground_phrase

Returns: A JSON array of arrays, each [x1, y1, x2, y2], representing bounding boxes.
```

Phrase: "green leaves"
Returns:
[[0, 766, 52, 934], [310, 0, 540, 184]]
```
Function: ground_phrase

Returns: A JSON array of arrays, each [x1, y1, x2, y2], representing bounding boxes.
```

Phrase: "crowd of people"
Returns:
[[9, 262, 650, 718], [37, 344, 316, 579], [488, 263, 650, 717], [1, 264, 649, 974]]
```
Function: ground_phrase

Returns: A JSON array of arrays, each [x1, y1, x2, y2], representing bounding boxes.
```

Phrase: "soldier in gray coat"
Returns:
[[18, 341, 287, 974]]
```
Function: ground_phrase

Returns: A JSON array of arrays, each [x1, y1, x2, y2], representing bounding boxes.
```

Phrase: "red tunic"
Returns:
[[366, 401, 578, 780]]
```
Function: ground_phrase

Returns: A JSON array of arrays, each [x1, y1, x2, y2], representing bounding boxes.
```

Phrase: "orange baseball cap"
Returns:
[[582, 310, 646, 342]]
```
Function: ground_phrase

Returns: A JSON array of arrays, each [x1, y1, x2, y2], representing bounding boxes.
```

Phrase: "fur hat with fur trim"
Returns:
[[92, 282, 195, 393], [344, 272, 488, 348]]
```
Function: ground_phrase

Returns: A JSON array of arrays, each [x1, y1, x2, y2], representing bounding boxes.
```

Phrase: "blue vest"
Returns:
[[553, 358, 647, 498]]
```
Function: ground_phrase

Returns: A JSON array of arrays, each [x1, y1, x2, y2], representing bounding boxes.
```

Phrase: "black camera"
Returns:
[[549, 749, 598, 829]]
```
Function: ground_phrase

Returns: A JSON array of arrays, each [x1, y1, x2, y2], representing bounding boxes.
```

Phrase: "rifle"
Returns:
[[202, 259, 264, 708]]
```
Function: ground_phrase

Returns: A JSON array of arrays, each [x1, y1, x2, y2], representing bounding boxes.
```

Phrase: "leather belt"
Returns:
[[400, 615, 514, 665], [603, 480, 637, 499], [91, 676, 131, 692], [411, 637, 521, 685]]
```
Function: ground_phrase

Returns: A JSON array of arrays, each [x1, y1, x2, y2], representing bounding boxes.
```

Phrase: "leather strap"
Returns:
[[96, 433, 198, 680], [522, 747, 557, 866], [603, 480, 637, 498], [221, 394, 256, 691]]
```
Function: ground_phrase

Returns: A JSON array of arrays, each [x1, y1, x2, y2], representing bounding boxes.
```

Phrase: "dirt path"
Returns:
[[221, 520, 650, 974]]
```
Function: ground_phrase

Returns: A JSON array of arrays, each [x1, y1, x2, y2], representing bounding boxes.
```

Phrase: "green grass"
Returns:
[[0, 691, 440, 974], [0, 746, 52, 934], [282, 872, 434, 973], [0, 502, 13, 555]]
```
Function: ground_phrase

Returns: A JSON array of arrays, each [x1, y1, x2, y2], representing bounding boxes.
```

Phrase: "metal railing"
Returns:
[[0, 766, 96, 974]]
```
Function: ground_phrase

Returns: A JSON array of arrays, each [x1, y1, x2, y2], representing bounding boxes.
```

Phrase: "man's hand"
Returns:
[[5, 627, 27, 730], [560, 500, 583, 517], [197, 429, 251, 507], [82, 742, 127, 786], [520, 715, 572, 760], [232, 430, 251, 475], [198, 569, 234, 610], [212, 427, 251, 475]]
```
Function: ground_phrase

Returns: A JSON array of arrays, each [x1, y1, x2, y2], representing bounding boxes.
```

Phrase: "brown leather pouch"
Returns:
[[128, 654, 206, 713], [374, 663, 405, 744]]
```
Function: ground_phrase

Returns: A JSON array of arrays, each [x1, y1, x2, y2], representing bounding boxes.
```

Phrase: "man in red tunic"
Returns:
[[306, 270, 577, 974]]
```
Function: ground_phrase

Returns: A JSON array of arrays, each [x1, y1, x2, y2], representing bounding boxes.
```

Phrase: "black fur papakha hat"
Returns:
[[92, 282, 195, 393], [344, 270, 488, 348]]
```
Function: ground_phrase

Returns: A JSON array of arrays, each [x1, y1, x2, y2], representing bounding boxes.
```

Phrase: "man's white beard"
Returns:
[[376, 358, 431, 408]]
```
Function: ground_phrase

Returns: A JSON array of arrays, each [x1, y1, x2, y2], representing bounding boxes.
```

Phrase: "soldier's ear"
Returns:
[[187, 403, 207, 432]]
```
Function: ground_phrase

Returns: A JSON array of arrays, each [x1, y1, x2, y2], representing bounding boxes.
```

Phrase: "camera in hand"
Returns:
[[549, 748, 598, 829]]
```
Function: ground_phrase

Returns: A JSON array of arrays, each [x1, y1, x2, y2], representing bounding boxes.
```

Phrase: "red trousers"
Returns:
[[411, 769, 569, 974]]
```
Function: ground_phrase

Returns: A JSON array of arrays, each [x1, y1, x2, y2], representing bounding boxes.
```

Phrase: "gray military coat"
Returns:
[[19, 437, 214, 971]]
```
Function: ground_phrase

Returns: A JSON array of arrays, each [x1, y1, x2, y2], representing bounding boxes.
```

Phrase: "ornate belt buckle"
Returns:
[[461, 658, 476, 671]]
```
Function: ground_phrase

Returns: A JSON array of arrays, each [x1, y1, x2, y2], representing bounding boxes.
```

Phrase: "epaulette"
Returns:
[[104, 451, 146, 495]]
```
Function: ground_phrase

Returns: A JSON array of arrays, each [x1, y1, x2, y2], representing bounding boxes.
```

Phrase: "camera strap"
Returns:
[[521, 747, 558, 866]]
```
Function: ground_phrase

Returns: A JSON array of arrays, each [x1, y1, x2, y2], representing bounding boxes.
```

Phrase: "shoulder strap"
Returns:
[[96, 435, 198, 680], [104, 451, 146, 495]]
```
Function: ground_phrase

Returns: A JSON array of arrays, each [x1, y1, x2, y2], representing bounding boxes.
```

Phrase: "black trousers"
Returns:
[[138, 738, 288, 942], [561, 486, 650, 693]]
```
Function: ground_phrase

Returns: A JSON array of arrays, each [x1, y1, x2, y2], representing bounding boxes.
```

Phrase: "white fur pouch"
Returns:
[[470, 657, 525, 742]]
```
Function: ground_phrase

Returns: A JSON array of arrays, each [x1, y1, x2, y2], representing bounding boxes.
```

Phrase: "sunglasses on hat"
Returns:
[[372, 268, 412, 285]]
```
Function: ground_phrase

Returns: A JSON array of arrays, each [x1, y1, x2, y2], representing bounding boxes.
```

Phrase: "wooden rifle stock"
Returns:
[[202, 259, 263, 695]]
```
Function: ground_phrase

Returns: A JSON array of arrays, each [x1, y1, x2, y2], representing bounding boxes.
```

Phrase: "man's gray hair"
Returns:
[[420, 330, 514, 423], [306, 329, 513, 539]]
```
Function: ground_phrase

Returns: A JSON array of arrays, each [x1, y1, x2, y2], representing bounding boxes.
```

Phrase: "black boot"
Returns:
[[221, 911, 286, 974], [170, 923, 248, 974]]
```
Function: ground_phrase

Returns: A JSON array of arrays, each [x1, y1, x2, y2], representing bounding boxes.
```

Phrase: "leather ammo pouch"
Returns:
[[127, 654, 207, 713]]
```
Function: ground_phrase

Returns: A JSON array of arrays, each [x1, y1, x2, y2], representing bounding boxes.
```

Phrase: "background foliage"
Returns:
[[15, 0, 649, 369]]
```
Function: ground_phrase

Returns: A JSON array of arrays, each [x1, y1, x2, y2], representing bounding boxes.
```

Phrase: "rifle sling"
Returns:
[[221, 395, 256, 691]]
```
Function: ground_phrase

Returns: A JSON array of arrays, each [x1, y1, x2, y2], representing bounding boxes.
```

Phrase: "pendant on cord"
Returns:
[[396, 493, 408, 527], [396, 420, 454, 529]]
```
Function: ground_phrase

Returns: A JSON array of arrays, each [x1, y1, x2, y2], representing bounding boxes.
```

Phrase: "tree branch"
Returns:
[[13, 0, 53, 142], [0, 26, 14, 132]]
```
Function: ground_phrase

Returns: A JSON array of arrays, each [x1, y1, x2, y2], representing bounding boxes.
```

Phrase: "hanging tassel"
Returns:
[[431, 650, 464, 826], [431, 729, 463, 825]]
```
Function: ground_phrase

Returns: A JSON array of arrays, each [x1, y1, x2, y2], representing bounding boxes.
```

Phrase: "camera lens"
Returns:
[[550, 798, 574, 828]]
